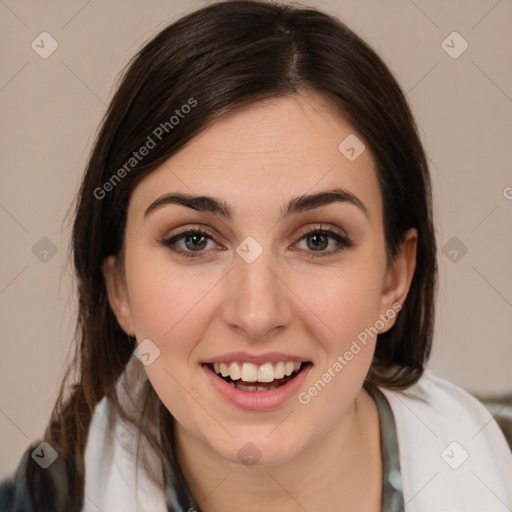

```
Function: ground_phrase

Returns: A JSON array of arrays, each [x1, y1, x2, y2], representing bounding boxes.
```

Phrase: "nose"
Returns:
[[220, 247, 293, 341]]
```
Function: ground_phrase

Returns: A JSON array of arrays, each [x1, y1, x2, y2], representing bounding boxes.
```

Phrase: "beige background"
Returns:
[[1, 0, 511, 478]]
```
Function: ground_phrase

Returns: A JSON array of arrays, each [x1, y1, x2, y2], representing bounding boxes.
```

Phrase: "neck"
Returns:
[[174, 388, 383, 512]]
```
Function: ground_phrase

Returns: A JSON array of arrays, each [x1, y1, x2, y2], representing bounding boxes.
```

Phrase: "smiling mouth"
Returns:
[[205, 361, 312, 392]]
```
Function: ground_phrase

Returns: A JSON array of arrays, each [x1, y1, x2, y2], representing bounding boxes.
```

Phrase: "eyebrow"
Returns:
[[143, 187, 369, 220]]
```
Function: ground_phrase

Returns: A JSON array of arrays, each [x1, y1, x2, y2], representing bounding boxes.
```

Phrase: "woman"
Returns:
[[1, 1, 511, 511]]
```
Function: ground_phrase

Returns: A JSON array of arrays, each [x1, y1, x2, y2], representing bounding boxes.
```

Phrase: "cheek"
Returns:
[[125, 251, 214, 340], [124, 250, 222, 388], [123, 256, 219, 430], [293, 258, 385, 351]]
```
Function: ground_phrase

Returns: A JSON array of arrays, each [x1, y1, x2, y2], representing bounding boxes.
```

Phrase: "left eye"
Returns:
[[295, 230, 342, 252], [292, 228, 355, 258]]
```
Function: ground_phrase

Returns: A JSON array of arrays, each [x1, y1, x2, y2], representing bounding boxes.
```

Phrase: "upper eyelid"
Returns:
[[163, 224, 351, 249], [164, 226, 222, 245], [295, 223, 349, 239]]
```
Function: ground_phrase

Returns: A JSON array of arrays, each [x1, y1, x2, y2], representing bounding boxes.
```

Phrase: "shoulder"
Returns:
[[379, 371, 512, 511], [0, 440, 71, 512], [0, 446, 39, 511], [0, 472, 17, 511]]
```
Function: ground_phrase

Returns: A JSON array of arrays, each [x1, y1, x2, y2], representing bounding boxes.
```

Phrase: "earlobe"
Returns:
[[101, 255, 135, 335], [378, 228, 417, 332]]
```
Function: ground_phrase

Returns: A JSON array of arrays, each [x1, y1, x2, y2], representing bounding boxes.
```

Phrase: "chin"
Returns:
[[209, 428, 310, 468]]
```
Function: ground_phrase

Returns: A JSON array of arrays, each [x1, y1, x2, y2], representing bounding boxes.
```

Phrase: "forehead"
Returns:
[[129, 92, 381, 222]]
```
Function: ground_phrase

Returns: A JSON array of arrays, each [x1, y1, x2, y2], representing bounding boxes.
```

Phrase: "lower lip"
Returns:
[[202, 364, 312, 411]]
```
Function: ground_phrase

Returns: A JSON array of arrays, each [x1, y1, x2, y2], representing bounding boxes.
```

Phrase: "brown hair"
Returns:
[[30, 0, 437, 508]]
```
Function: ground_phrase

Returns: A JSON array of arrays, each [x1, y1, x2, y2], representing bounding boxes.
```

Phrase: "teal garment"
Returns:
[[0, 388, 404, 512], [369, 385, 405, 512]]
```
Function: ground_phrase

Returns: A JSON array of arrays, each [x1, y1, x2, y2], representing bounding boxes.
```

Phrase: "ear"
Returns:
[[101, 255, 135, 336], [377, 228, 417, 333]]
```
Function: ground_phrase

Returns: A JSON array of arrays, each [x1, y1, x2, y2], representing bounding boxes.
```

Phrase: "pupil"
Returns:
[[185, 234, 207, 251], [307, 234, 327, 251]]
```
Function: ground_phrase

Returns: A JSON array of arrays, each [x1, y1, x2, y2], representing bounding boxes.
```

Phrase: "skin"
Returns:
[[103, 91, 417, 511]]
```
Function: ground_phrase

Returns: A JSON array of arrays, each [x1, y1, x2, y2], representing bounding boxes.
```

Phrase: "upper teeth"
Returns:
[[213, 361, 302, 383]]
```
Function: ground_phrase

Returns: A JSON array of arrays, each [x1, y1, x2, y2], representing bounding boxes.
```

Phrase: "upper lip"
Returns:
[[203, 351, 311, 365]]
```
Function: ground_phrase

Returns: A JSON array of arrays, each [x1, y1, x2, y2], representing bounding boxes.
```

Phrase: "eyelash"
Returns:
[[158, 224, 355, 260]]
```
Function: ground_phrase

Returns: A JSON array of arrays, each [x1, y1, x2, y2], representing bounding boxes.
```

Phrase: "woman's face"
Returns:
[[104, 91, 416, 466]]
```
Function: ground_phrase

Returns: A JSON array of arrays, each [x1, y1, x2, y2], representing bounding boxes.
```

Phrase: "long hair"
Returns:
[[28, 0, 437, 508]]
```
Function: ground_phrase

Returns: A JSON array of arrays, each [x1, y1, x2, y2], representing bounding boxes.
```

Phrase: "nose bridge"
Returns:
[[222, 241, 292, 339]]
